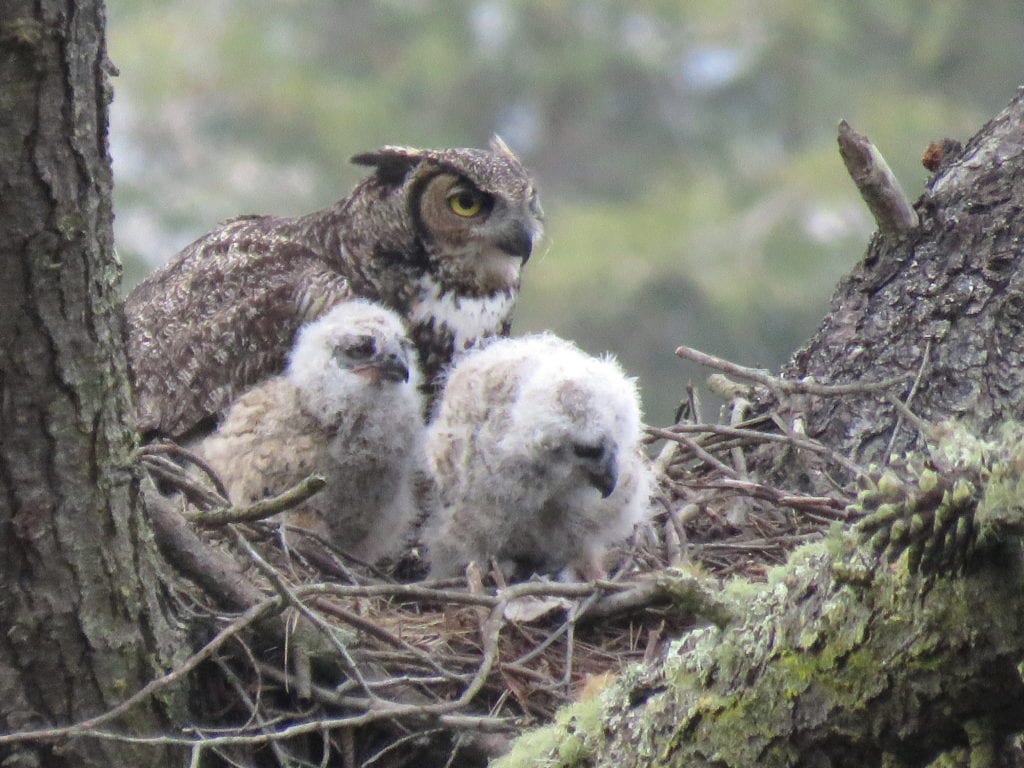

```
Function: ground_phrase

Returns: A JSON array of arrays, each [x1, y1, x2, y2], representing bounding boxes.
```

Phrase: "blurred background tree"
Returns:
[[108, 0, 1024, 423]]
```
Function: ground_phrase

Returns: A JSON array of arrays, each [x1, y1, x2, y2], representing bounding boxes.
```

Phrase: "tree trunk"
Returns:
[[495, 91, 1024, 767], [0, 2, 185, 765], [783, 88, 1024, 470]]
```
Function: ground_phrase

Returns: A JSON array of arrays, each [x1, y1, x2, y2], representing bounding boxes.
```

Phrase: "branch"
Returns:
[[184, 474, 326, 526], [837, 119, 919, 234], [495, 429, 1024, 768], [675, 344, 908, 396]]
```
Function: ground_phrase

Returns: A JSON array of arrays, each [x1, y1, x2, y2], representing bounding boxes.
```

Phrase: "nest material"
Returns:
[[138, 345, 910, 767]]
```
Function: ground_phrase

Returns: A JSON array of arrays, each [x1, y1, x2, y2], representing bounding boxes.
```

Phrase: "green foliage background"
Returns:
[[108, 0, 1024, 422]]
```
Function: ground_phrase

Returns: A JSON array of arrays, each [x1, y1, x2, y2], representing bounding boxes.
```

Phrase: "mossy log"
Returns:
[[497, 429, 1024, 767]]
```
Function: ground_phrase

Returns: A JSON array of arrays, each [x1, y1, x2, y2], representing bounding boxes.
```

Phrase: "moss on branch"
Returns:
[[496, 426, 1024, 767]]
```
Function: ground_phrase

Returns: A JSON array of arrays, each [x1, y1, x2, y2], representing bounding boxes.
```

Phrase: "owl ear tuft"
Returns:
[[489, 134, 519, 162], [351, 147, 425, 187]]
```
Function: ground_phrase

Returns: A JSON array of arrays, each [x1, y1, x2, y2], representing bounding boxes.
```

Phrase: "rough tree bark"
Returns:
[[496, 442, 1024, 767], [0, 2, 185, 766], [784, 88, 1024, 471], [5, 2, 1024, 765], [495, 90, 1024, 767]]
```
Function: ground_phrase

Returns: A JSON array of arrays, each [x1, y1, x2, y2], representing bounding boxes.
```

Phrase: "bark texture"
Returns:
[[496, 430, 1024, 768], [0, 2, 184, 765], [783, 88, 1024, 470], [495, 90, 1024, 767]]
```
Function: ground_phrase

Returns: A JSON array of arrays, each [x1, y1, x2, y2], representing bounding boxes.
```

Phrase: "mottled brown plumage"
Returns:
[[125, 138, 542, 439]]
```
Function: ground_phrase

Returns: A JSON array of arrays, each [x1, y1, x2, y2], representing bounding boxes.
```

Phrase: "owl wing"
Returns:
[[125, 218, 353, 440]]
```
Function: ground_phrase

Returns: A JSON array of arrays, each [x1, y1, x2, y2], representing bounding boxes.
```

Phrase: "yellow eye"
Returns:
[[446, 188, 484, 217]]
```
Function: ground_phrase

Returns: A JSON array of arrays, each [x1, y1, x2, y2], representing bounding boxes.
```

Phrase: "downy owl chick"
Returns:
[[424, 333, 654, 580], [194, 300, 424, 563]]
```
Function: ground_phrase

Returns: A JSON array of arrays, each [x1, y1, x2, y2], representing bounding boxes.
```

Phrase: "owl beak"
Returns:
[[583, 448, 618, 499], [496, 220, 535, 263], [372, 352, 410, 383], [353, 350, 410, 384]]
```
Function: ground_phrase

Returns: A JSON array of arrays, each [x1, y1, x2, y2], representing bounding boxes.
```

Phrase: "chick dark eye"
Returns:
[[446, 187, 490, 218], [573, 443, 604, 461], [345, 335, 376, 359]]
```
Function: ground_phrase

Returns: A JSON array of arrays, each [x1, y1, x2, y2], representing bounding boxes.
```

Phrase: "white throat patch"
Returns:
[[409, 275, 516, 351]]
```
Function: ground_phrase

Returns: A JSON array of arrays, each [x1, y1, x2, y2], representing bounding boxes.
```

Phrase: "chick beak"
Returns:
[[584, 449, 618, 499], [496, 220, 535, 264], [353, 350, 409, 384]]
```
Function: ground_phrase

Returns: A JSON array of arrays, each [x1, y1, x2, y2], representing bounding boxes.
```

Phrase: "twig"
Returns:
[[144, 478, 266, 610], [310, 596, 462, 682], [885, 393, 933, 439], [140, 453, 228, 510], [186, 475, 326, 526], [647, 423, 865, 480], [687, 477, 846, 516], [884, 339, 933, 461], [230, 528, 382, 704], [668, 431, 740, 478], [837, 119, 919, 234], [0, 596, 284, 745], [675, 344, 908, 396], [139, 440, 231, 500]]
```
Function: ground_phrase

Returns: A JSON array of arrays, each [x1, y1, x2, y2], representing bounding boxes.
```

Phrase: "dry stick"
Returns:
[[647, 423, 866, 480], [689, 477, 845, 516], [186, 474, 327, 526], [511, 580, 612, 669], [59, 700, 517, 751], [230, 527, 383, 705], [364, 728, 447, 767], [139, 440, 231, 501], [253, 665, 518, 738], [0, 596, 284, 746], [309, 597, 462, 683], [145, 480, 266, 610], [884, 339, 933, 462], [728, 396, 751, 476], [141, 453, 229, 511], [675, 344, 908, 396], [297, 578, 627, 607], [837, 119, 919, 235], [214, 657, 298, 768], [670, 431, 741, 478], [768, 415, 867, 483], [278, 524, 389, 584], [885, 392, 933, 438]]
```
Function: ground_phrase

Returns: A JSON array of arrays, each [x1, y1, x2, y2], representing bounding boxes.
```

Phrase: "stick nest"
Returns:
[[137, 344, 907, 767]]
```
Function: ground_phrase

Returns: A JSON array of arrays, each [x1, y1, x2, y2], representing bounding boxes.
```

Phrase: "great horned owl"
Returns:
[[423, 333, 654, 581], [193, 300, 424, 563], [125, 138, 542, 440]]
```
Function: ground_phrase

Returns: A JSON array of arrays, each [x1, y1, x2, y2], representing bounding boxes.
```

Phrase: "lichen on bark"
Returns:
[[498, 425, 1024, 767]]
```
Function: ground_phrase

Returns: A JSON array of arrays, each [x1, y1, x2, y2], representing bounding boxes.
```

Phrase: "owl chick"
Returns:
[[424, 334, 654, 580], [126, 138, 543, 441], [194, 300, 424, 563]]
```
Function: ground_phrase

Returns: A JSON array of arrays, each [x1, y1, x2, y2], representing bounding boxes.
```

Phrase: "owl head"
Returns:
[[506, 335, 642, 500], [349, 137, 544, 295], [286, 300, 421, 426], [431, 333, 642, 504]]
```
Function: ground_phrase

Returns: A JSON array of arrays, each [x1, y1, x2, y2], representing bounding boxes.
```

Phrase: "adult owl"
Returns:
[[125, 138, 542, 440], [423, 334, 654, 581], [193, 300, 423, 563]]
